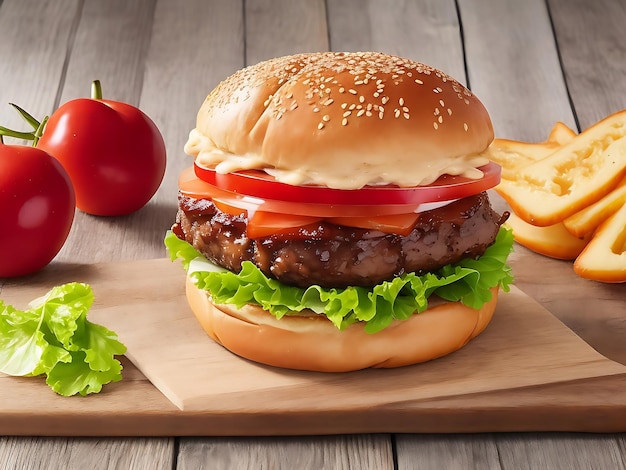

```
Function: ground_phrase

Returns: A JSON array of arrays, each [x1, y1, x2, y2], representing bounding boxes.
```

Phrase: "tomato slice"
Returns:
[[194, 161, 501, 205], [179, 167, 425, 218], [327, 213, 419, 236], [246, 212, 323, 238]]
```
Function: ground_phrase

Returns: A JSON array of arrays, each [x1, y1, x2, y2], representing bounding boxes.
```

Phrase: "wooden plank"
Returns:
[[0, 0, 80, 137], [244, 0, 328, 65], [0, 437, 175, 469], [327, 0, 466, 83], [178, 435, 394, 470], [395, 434, 501, 470], [548, 0, 626, 129], [495, 433, 626, 470], [57, 0, 156, 107], [459, 0, 577, 141]]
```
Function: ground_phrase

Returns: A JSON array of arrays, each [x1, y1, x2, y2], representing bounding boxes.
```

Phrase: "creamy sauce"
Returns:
[[185, 128, 490, 189]]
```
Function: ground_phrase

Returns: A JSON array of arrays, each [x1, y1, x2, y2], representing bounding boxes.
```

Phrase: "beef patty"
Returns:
[[172, 192, 507, 289]]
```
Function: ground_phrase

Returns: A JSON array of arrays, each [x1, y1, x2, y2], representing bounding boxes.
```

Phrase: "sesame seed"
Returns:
[[339, 87, 345, 93], [313, 107, 320, 112], [359, 96, 365, 103], [322, 114, 330, 122], [402, 106, 409, 112], [404, 113, 410, 119], [343, 111, 351, 117], [286, 92, 293, 99], [447, 108, 452, 115], [438, 116, 443, 123], [366, 111, 372, 117], [415, 79, 424, 85], [354, 80, 364, 85], [399, 97, 405, 106], [348, 89, 357, 94], [463, 123, 469, 131], [394, 109, 400, 118], [439, 99, 445, 106], [433, 122, 439, 130], [381, 96, 389, 104], [373, 92, 380, 97], [323, 98, 334, 105], [342, 118, 348, 126], [349, 103, 356, 110], [378, 111, 384, 119], [318, 122, 325, 130], [341, 103, 348, 109], [357, 109, 365, 117]]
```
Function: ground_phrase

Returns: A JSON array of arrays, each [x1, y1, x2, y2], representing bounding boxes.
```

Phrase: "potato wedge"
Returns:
[[547, 121, 577, 145], [483, 122, 576, 180], [495, 110, 626, 226], [573, 201, 626, 283], [563, 175, 626, 238], [504, 211, 590, 260]]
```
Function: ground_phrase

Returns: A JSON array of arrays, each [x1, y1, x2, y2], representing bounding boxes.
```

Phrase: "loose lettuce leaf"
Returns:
[[165, 228, 514, 334], [0, 283, 127, 396]]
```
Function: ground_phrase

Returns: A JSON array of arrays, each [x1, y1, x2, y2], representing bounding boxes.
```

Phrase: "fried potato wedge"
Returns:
[[573, 201, 626, 283], [547, 121, 577, 145], [495, 111, 626, 226], [563, 175, 626, 238], [504, 211, 590, 260], [483, 122, 576, 180]]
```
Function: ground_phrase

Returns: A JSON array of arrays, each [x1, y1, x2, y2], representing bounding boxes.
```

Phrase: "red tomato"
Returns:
[[0, 144, 75, 277], [194, 161, 501, 205], [37, 85, 166, 216]]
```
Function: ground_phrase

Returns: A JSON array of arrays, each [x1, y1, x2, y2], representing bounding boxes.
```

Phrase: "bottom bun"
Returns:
[[186, 276, 499, 372]]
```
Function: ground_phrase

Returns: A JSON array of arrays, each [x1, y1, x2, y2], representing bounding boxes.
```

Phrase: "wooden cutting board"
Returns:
[[1, 258, 626, 436]]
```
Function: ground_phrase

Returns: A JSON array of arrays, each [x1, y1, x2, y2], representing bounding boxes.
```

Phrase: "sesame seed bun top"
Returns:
[[184, 51, 494, 190]]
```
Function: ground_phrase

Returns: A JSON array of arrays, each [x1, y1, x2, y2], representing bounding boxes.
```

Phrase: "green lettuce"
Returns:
[[0, 283, 126, 396], [165, 228, 514, 334]]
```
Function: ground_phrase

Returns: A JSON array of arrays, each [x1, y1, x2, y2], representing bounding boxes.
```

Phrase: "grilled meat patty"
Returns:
[[172, 192, 507, 289]]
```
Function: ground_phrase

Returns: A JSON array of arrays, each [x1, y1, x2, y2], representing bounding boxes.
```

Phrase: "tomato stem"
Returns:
[[91, 80, 103, 100], [9, 103, 41, 130], [32, 116, 48, 147], [0, 125, 35, 141]]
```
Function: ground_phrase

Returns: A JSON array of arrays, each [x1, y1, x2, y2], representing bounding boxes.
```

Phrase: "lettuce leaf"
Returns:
[[0, 283, 126, 396], [165, 228, 514, 334]]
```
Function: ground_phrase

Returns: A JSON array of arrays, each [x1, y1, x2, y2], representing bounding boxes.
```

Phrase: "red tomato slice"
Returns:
[[327, 213, 419, 236], [178, 166, 425, 218], [194, 161, 501, 205], [246, 212, 323, 238]]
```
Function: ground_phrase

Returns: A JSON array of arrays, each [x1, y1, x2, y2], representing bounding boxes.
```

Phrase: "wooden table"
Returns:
[[1, 0, 625, 468]]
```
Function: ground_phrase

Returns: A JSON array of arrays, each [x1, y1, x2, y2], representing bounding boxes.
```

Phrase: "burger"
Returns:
[[165, 51, 513, 372]]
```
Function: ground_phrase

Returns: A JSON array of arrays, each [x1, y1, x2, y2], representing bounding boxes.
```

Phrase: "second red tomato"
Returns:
[[37, 96, 166, 216]]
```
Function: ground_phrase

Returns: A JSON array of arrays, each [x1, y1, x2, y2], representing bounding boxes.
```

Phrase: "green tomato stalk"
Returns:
[[0, 80, 102, 145]]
